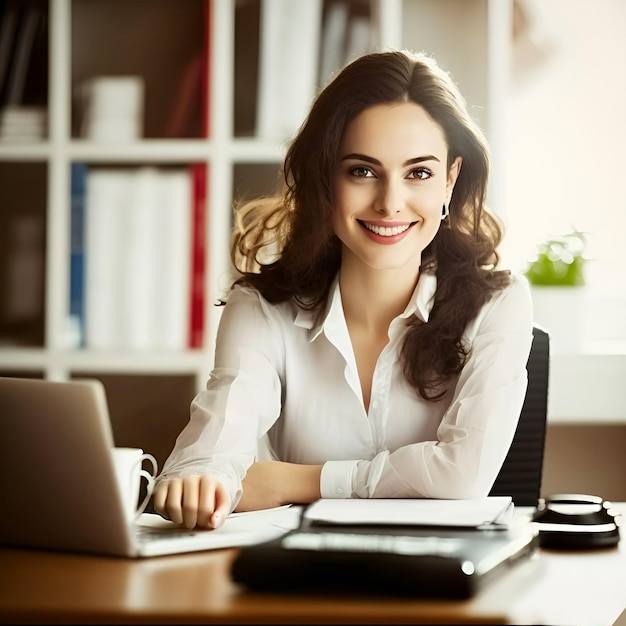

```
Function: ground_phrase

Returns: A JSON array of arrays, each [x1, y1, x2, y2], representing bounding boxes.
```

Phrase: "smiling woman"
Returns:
[[332, 102, 461, 273], [151, 50, 534, 532]]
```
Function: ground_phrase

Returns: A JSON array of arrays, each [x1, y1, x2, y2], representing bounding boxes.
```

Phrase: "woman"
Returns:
[[153, 50, 533, 530]]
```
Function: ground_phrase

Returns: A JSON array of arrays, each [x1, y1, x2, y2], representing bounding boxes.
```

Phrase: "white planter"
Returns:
[[530, 286, 589, 355]]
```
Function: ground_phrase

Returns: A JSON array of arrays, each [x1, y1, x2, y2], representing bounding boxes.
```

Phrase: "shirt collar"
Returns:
[[401, 270, 437, 323], [293, 271, 438, 341]]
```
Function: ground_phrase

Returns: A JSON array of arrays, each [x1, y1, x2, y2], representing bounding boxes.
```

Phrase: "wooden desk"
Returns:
[[1, 507, 624, 625]]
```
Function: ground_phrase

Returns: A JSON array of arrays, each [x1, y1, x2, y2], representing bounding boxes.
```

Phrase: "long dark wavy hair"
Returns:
[[229, 50, 511, 400]]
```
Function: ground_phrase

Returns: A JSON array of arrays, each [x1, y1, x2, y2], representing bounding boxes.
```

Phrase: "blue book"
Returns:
[[69, 162, 87, 347]]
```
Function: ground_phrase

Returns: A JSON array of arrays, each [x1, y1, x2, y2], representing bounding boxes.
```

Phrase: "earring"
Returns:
[[441, 202, 449, 220]]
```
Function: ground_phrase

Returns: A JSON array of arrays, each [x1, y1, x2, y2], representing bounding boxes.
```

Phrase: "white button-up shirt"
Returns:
[[158, 271, 534, 511]]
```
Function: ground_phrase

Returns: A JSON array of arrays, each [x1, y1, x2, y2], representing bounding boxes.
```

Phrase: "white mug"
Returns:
[[111, 447, 158, 522]]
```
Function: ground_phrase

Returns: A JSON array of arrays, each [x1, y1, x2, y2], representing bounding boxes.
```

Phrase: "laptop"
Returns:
[[232, 512, 539, 599], [0, 376, 301, 558]]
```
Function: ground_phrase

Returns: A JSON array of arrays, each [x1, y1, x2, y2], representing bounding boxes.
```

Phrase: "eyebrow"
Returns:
[[339, 153, 441, 166]]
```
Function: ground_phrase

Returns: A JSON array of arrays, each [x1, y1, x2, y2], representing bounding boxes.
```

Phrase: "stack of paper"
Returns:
[[303, 497, 514, 529]]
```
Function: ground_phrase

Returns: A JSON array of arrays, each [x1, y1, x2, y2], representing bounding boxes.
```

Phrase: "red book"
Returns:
[[189, 163, 207, 348], [164, 0, 211, 138]]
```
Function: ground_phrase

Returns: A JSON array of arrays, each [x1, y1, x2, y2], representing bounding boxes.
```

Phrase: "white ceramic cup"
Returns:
[[111, 447, 158, 522]]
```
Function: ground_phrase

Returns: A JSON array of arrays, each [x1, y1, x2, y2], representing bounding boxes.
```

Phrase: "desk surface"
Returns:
[[1, 507, 624, 625]]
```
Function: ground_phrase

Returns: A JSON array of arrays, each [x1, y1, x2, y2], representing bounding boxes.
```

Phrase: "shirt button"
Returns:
[[335, 487, 343, 495], [372, 400, 379, 409]]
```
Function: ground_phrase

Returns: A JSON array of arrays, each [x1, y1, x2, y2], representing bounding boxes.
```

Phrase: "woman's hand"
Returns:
[[152, 474, 231, 530], [236, 461, 323, 512]]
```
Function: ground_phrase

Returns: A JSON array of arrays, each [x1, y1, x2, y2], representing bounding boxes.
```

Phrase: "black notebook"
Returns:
[[232, 501, 539, 599]]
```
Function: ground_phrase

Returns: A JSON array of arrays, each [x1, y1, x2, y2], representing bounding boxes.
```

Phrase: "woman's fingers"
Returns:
[[152, 475, 232, 529], [152, 479, 181, 523], [209, 480, 232, 529], [180, 475, 201, 529], [196, 475, 217, 529]]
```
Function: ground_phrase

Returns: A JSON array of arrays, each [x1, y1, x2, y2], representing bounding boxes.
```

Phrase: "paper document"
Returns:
[[136, 504, 303, 550], [303, 497, 514, 528]]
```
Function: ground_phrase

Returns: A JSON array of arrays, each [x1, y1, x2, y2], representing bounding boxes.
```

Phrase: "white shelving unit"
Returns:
[[0, 0, 511, 405]]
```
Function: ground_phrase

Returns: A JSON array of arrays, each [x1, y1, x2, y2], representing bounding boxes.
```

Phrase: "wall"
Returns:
[[542, 424, 626, 501]]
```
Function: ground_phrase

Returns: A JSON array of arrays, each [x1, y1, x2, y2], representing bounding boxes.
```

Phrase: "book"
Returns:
[[318, 0, 374, 88], [121, 167, 161, 350], [69, 162, 87, 348], [3, 213, 44, 324], [164, 0, 211, 138], [0, 0, 48, 141], [188, 163, 207, 349], [84, 168, 134, 350], [344, 10, 372, 65], [232, 499, 536, 600], [0, 105, 45, 141], [233, 0, 260, 137], [3, 0, 41, 106], [0, 0, 20, 104], [84, 167, 194, 351], [256, 0, 323, 139], [153, 168, 192, 350], [122, 167, 191, 350], [164, 53, 203, 138], [318, 0, 350, 87]]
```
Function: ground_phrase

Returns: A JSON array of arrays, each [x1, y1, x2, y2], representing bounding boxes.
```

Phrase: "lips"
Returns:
[[357, 220, 416, 243], [362, 222, 411, 236]]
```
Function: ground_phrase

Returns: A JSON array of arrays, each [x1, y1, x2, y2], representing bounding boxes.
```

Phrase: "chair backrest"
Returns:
[[489, 325, 550, 506]]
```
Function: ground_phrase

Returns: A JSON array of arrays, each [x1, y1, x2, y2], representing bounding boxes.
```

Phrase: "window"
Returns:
[[502, 0, 626, 346]]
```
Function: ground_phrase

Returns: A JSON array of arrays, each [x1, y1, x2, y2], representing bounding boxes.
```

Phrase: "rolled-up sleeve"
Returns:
[[321, 460, 358, 498]]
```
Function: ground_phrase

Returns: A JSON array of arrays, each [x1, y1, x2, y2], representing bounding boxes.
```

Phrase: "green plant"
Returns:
[[524, 230, 587, 286]]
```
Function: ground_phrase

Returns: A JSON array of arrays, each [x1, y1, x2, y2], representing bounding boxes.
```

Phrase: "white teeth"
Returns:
[[363, 222, 411, 236]]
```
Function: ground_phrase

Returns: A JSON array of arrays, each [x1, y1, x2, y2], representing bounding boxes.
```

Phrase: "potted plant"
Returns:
[[524, 230, 587, 286], [524, 229, 589, 354]]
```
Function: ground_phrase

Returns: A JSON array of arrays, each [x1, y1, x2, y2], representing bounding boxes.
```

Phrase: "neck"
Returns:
[[338, 262, 419, 331]]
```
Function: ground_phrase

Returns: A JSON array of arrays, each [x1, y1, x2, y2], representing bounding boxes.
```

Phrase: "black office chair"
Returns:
[[489, 325, 550, 507]]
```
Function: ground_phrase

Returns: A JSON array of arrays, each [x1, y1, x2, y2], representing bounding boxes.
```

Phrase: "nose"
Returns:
[[375, 178, 403, 215]]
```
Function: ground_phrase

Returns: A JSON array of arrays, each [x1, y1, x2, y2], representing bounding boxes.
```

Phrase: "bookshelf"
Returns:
[[0, 0, 510, 467]]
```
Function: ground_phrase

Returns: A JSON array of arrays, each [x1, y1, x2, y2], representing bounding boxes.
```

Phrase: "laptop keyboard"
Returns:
[[133, 524, 201, 542]]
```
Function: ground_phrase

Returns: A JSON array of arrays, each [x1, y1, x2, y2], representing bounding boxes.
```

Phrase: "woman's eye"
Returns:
[[408, 167, 433, 180], [349, 166, 374, 178]]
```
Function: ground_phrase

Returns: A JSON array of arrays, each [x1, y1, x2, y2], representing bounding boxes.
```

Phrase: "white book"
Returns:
[[85, 169, 134, 350], [151, 168, 192, 350], [318, 0, 349, 87], [344, 14, 372, 65], [256, 0, 323, 139], [85, 167, 192, 351], [122, 167, 161, 350]]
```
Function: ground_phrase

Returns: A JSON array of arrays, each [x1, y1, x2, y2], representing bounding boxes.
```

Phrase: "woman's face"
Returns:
[[332, 102, 461, 275]]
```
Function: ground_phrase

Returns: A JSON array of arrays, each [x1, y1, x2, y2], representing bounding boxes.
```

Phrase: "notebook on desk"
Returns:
[[0, 376, 301, 558]]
